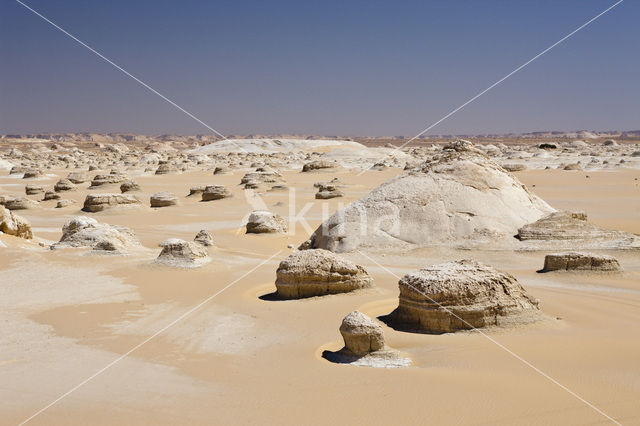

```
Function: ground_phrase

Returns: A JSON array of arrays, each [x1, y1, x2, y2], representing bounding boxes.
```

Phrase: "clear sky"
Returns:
[[0, 0, 637, 136]]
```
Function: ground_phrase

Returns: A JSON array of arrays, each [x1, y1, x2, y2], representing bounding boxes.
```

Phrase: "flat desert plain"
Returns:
[[1, 137, 639, 425]]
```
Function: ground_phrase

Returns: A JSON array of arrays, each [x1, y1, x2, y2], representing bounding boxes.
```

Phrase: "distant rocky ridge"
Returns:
[[1, 130, 639, 144]]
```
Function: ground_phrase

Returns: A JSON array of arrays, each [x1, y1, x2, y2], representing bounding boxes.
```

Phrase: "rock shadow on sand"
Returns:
[[322, 348, 410, 368]]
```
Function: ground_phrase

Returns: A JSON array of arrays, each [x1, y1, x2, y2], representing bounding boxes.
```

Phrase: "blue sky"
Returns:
[[0, 0, 637, 135]]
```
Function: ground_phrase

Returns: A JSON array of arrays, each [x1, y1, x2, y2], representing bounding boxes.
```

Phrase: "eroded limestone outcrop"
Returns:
[[301, 141, 554, 252], [82, 194, 142, 212], [540, 252, 621, 272], [201, 185, 232, 201], [0, 205, 33, 239], [323, 311, 410, 368], [52, 216, 140, 253], [339, 311, 385, 355], [246, 210, 287, 234], [275, 249, 372, 298], [388, 259, 541, 333], [150, 191, 178, 207], [517, 211, 639, 249], [155, 238, 210, 267]]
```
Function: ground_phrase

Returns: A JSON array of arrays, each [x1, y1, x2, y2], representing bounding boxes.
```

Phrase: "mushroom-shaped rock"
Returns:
[[0, 206, 33, 239], [155, 162, 177, 175], [275, 249, 372, 298], [155, 238, 210, 267], [25, 184, 44, 195], [324, 310, 410, 367], [82, 193, 142, 212], [43, 191, 61, 201], [52, 216, 140, 253], [120, 181, 141, 193], [201, 185, 232, 201], [3, 197, 39, 210], [339, 311, 385, 356], [54, 178, 76, 192], [246, 210, 287, 234], [194, 229, 213, 246], [23, 169, 43, 178], [89, 173, 128, 188], [150, 191, 178, 207], [541, 252, 621, 272], [315, 184, 344, 199], [390, 259, 540, 333]]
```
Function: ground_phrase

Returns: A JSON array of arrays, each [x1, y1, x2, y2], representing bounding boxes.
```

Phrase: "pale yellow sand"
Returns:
[[1, 167, 639, 425]]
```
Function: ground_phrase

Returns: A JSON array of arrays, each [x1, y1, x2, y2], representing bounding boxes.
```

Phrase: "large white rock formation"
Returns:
[[52, 216, 140, 253], [301, 141, 554, 252]]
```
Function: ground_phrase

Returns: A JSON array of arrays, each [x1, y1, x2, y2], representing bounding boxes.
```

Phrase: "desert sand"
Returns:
[[1, 136, 639, 425]]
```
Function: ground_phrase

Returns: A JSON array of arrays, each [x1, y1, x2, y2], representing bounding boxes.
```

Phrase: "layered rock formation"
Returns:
[[201, 185, 232, 201], [155, 238, 210, 267], [517, 211, 639, 249], [3, 197, 39, 210], [155, 161, 177, 175], [120, 181, 141, 193], [54, 178, 76, 192], [43, 191, 60, 201], [389, 259, 540, 333], [315, 183, 344, 199], [89, 173, 128, 188], [275, 249, 372, 298], [23, 169, 42, 178], [82, 194, 142, 212], [240, 171, 285, 190], [150, 191, 178, 207], [541, 252, 621, 272], [25, 184, 44, 195]]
